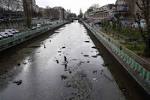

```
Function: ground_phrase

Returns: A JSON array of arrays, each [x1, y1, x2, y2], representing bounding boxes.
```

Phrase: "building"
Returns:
[[53, 7, 66, 20], [115, 0, 144, 18], [85, 4, 116, 21], [32, 0, 39, 13], [115, 0, 129, 18]]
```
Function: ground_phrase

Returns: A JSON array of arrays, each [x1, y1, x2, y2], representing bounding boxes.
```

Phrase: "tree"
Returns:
[[22, 0, 32, 28], [136, 0, 150, 56], [78, 9, 83, 18]]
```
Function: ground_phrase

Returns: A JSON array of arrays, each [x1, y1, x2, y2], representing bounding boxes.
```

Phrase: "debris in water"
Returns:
[[84, 41, 90, 43], [93, 70, 98, 74], [92, 78, 97, 81], [69, 70, 72, 74], [58, 51, 61, 53], [56, 60, 59, 64], [17, 63, 21, 66], [91, 55, 97, 58], [83, 55, 89, 57], [61, 75, 68, 80], [87, 61, 90, 63], [13, 80, 22, 85], [64, 64, 68, 71], [64, 56, 67, 62], [62, 46, 66, 49], [44, 44, 46, 48], [91, 46, 96, 49], [23, 62, 27, 65]]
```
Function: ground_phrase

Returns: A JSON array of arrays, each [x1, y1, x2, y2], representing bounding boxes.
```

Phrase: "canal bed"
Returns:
[[0, 21, 126, 100]]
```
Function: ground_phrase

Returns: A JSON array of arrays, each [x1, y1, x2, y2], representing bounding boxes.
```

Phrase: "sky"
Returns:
[[36, 0, 116, 14]]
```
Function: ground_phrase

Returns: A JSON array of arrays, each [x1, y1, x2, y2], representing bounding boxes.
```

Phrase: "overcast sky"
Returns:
[[36, 0, 116, 14]]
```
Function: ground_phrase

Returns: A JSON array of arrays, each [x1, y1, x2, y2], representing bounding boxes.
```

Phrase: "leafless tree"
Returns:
[[22, 0, 32, 28], [136, 0, 150, 56]]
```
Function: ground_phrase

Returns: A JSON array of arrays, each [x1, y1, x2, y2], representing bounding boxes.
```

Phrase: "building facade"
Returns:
[[85, 4, 116, 21]]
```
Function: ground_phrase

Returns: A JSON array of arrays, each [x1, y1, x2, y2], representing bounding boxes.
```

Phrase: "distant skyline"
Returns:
[[36, 0, 116, 14]]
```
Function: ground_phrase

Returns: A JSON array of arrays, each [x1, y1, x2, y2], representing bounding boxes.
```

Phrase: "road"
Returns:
[[0, 21, 125, 100]]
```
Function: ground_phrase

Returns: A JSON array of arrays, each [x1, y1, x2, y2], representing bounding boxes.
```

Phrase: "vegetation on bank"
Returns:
[[101, 22, 146, 57]]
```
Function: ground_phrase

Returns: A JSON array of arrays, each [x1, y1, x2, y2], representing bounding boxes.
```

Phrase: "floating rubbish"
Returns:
[[61, 75, 68, 80], [91, 46, 96, 49], [87, 61, 90, 63], [84, 41, 90, 43], [83, 55, 89, 57], [64, 56, 67, 62], [23, 62, 27, 65], [17, 63, 21, 66], [92, 78, 97, 81], [62, 46, 66, 49], [44, 44, 46, 48], [121, 88, 128, 95], [56, 60, 59, 64], [93, 70, 98, 74], [91, 55, 97, 58], [69, 71, 72, 74], [58, 51, 61, 53], [64, 64, 68, 71], [13, 80, 22, 85]]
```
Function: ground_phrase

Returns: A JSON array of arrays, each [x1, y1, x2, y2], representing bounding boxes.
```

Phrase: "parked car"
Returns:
[[32, 26, 37, 30], [0, 32, 9, 38], [5, 29, 19, 34], [37, 24, 41, 28], [6, 32, 13, 37]]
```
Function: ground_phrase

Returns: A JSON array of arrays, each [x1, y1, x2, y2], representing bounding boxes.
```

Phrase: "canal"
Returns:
[[0, 21, 146, 100]]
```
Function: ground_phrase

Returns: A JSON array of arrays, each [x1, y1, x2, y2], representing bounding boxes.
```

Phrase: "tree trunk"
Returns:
[[22, 0, 32, 28]]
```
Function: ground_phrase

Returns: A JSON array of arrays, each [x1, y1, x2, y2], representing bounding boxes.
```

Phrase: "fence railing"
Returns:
[[83, 21, 150, 94], [0, 20, 68, 51]]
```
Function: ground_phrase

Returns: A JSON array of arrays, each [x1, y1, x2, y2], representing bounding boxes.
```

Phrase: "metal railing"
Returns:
[[83, 21, 150, 94], [0, 20, 68, 51]]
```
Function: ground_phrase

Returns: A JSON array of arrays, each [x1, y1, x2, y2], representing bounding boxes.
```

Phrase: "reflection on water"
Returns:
[[0, 21, 125, 100]]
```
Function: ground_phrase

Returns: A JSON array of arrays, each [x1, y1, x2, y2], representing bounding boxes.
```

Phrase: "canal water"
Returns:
[[0, 21, 126, 100]]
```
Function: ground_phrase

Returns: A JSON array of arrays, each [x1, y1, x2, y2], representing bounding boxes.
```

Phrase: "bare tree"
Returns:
[[22, 0, 32, 28], [136, 0, 150, 56]]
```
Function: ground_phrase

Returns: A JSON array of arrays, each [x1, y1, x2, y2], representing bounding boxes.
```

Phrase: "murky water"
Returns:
[[0, 21, 125, 100]]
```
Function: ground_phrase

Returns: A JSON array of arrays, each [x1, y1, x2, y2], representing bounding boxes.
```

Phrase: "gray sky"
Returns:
[[36, 0, 116, 14]]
